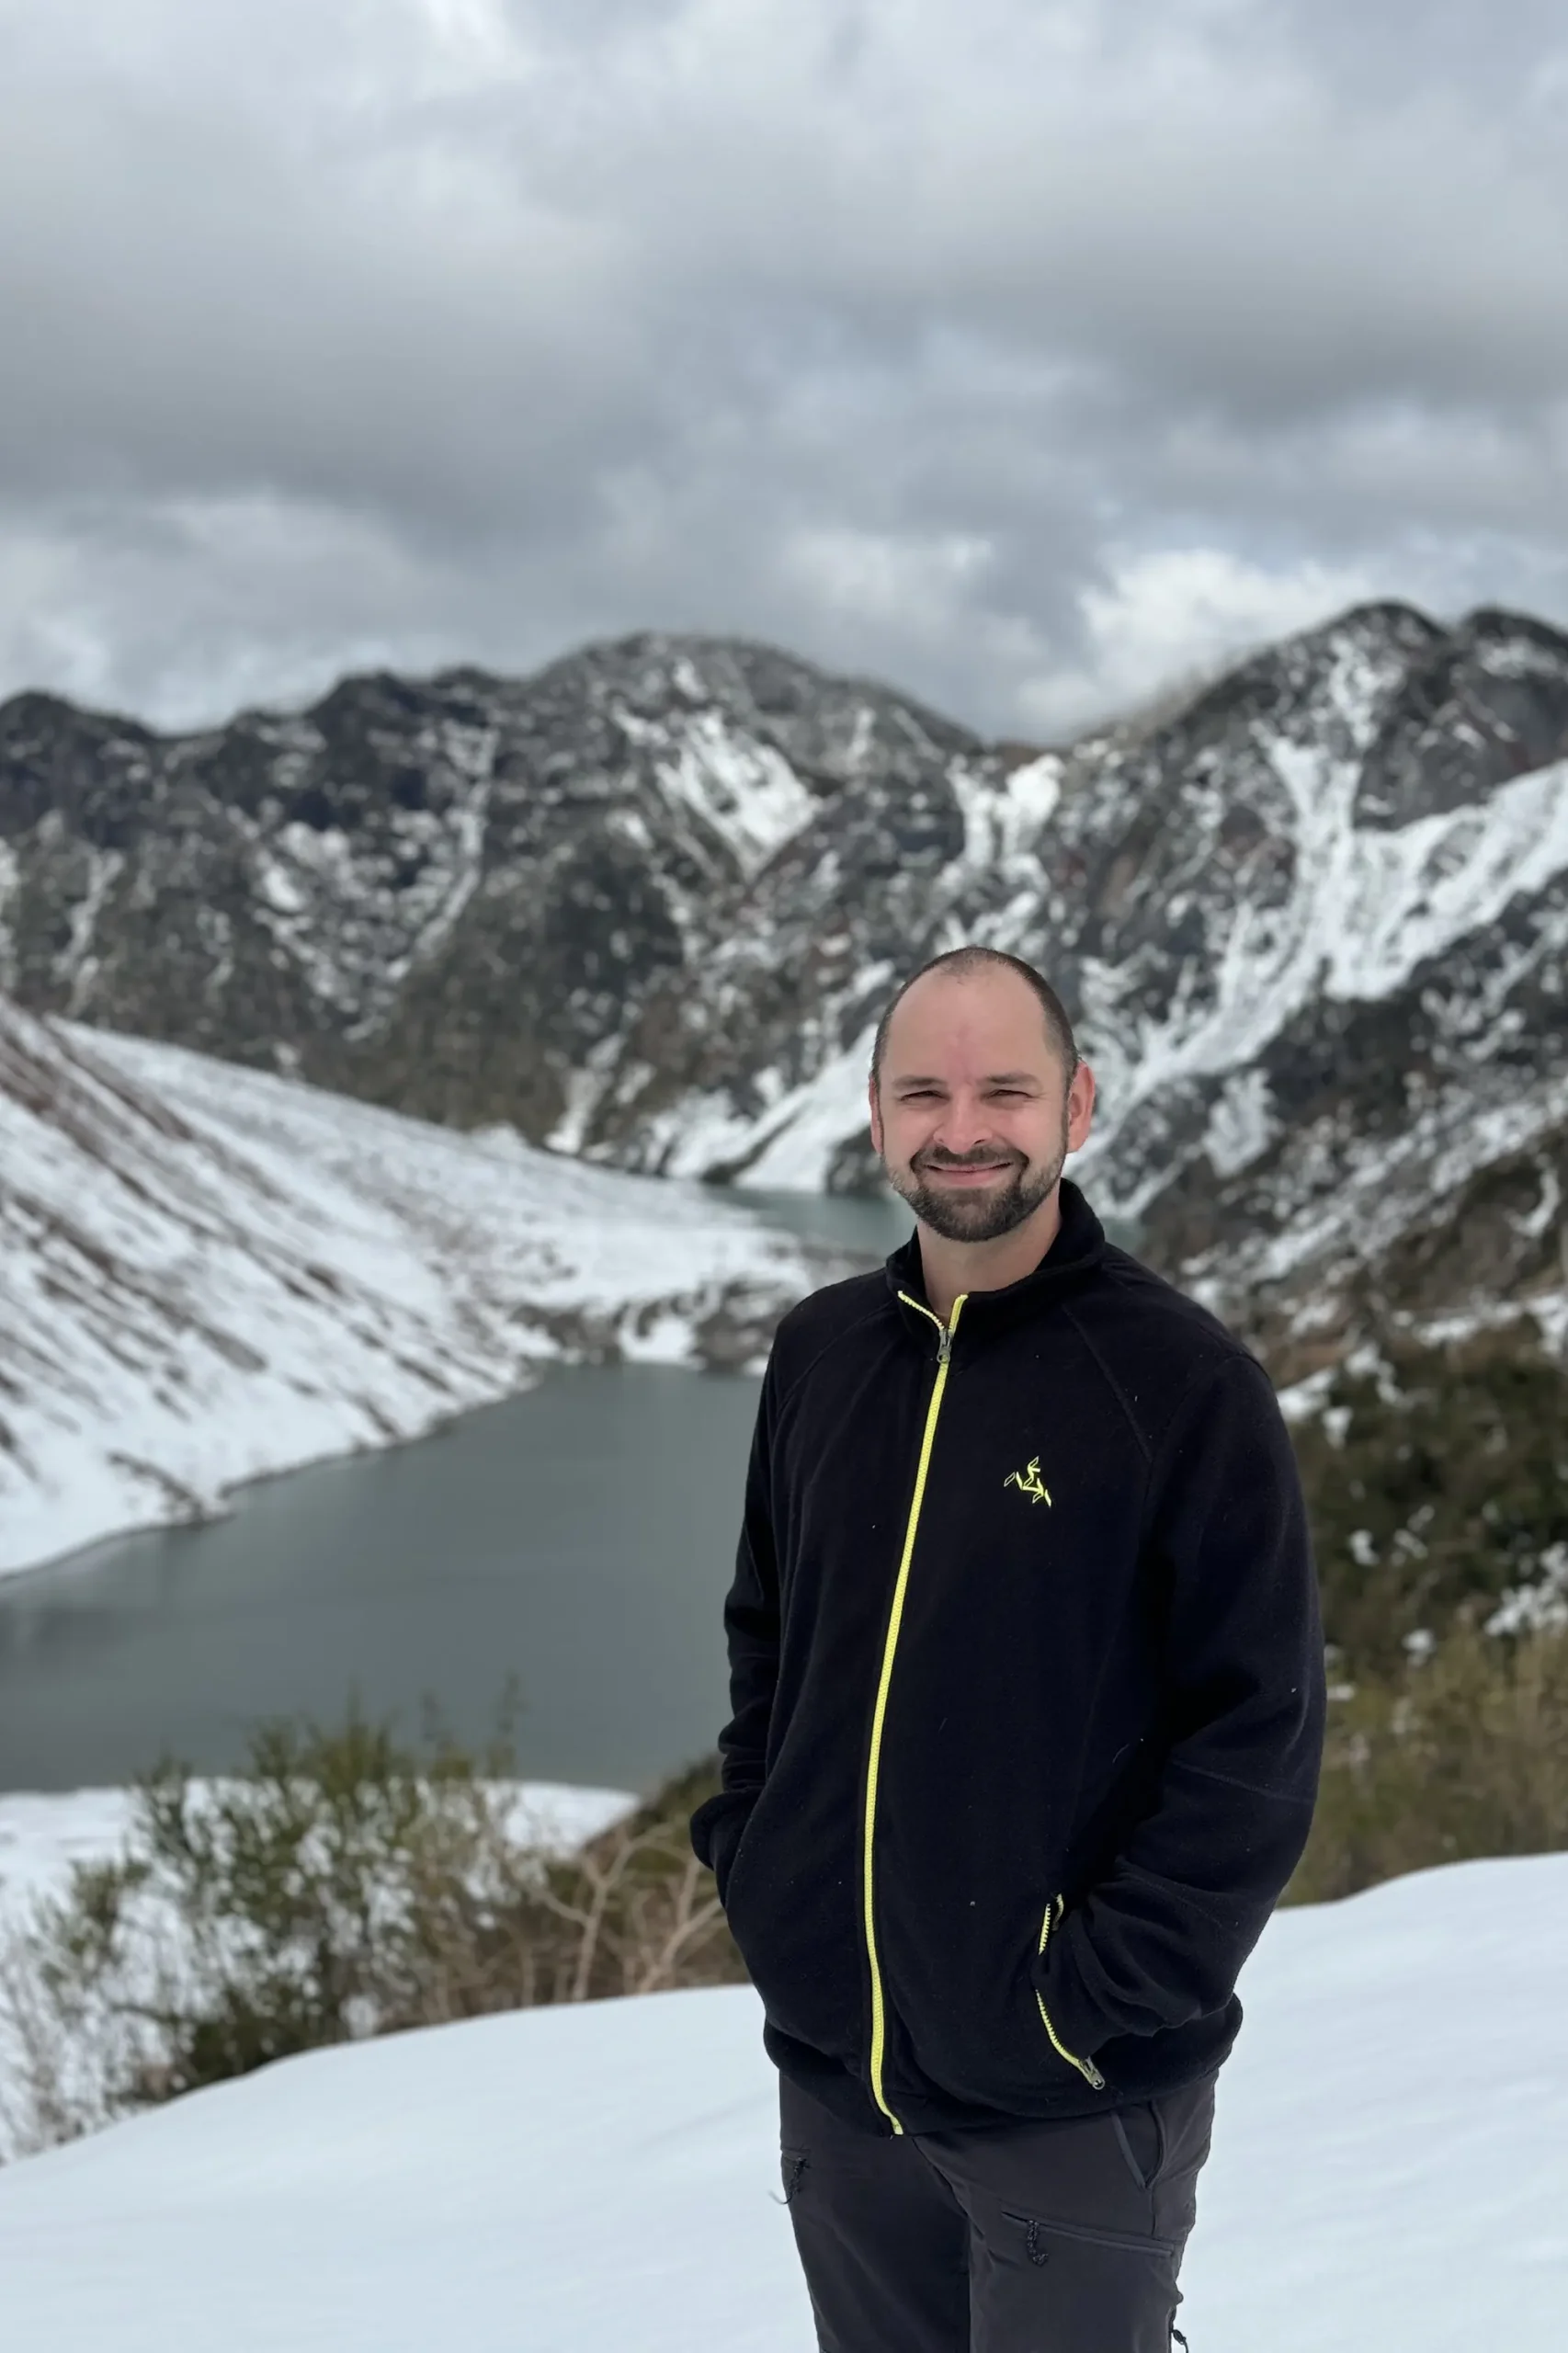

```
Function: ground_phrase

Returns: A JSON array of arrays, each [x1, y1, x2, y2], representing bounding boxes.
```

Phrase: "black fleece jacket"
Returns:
[[689, 1180, 1325, 2136]]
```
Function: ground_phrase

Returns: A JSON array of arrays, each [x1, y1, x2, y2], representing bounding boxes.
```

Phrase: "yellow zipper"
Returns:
[[862, 1289, 967, 2133], [1035, 1893, 1106, 2089]]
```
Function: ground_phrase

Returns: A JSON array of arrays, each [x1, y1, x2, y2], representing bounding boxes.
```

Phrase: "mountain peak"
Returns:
[[1, 599, 1565, 1333]]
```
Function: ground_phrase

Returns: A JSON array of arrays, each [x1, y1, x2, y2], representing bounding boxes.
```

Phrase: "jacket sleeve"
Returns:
[[1034, 1350, 1326, 2059], [687, 1351, 782, 1903]]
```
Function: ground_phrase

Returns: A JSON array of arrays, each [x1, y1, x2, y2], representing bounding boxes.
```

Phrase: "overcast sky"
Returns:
[[3, 0, 1567, 739]]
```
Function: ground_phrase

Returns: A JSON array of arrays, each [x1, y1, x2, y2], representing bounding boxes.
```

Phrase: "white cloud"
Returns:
[[1016, 548, 1382, 737], [781, 527, 994, 638]]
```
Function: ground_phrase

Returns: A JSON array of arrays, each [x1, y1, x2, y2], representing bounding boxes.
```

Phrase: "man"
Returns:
[[690, 946, 1325, 2353]]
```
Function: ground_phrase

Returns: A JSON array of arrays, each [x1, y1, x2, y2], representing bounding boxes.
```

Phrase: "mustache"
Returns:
[[913, 1145, 1026, 1171]]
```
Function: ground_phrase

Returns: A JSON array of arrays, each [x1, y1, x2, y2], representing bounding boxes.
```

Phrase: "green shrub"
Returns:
[[0, 1712, 742, 2157], [1289, 1333, 1568, 1677]]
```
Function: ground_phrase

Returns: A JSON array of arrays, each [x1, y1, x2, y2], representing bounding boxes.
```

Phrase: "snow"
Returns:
[[1476, 631, 1568, 682], [0, 1004, 819, 1580], [1324, 759, 1568, 1003], [0, 1847, 1562, 2349], [542, 1036, 626, 1157], [655, 711, 818, 880], [1485, 1543, 1568, 1637], [949, 752, 1062, 870], [647, 1027, 881, 1191], [609, 702, 818, 881], [56, 847, 124, 1014], [1208, 1067, 1568, 1324], [735, 1032, 882, 1189], [0, 1790, 142, 1917], [1069, 730, 1568, 1216], [1203, 1065, 1278, 1178], [1324, 628, 1415, 751]]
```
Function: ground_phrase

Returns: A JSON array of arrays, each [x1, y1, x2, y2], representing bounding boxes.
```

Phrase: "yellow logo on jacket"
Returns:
[[1003, 1455, 1052, 1506]]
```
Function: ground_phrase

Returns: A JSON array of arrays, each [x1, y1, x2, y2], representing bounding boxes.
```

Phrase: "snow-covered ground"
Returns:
[[0, 1847, 1562, 2350], [0, 1002, 824, 1580]]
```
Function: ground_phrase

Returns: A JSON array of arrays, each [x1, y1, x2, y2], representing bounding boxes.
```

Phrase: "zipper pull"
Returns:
[[937, 1324, 952, 1366]]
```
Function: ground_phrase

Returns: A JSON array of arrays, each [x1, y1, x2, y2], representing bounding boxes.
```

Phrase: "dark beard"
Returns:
[[885, 1127, 1068, 1245]]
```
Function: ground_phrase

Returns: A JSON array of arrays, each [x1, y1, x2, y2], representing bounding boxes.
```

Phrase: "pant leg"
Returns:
[[778, 2073, 971, 2353], [914, 2072, 1218, 2353]]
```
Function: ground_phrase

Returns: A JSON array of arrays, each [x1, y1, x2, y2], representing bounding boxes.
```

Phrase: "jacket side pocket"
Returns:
[[1033, 1893, 1107, 2091]]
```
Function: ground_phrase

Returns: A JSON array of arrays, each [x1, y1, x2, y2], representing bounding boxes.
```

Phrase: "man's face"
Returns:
[[868, 970, 1095, 1245]]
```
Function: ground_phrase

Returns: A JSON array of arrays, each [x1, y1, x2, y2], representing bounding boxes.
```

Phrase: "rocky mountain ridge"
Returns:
[[3, 603, 1566, 1362]]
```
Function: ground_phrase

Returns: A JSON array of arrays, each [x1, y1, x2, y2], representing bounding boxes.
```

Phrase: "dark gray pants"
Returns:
[[778, 2070, 1217, 2352]]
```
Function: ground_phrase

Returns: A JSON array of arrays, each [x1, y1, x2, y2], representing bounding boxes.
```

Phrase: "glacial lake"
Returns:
[[0, 1190, 914, 1797]]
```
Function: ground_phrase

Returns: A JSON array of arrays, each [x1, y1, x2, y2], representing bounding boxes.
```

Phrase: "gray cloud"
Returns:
[[2, 0, 1566, 736]]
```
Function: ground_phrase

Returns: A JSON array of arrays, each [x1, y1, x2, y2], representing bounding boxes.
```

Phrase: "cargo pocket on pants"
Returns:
[[1002, 2211, 1179, 2260]]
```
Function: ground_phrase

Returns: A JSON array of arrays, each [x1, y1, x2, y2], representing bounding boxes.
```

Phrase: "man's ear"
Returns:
[[1065, 1061, 1096, 1154], [867, 1073, 883, 1155]]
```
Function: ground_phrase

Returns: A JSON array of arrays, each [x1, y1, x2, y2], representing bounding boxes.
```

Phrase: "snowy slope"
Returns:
[[0, 1847, 1562, 2351], [0, 1002, 827, 1579]]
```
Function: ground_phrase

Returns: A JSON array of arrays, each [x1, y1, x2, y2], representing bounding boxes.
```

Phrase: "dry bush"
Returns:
[[517, 1759, 747, 2006], [1288, 1619, 1568, 1905]]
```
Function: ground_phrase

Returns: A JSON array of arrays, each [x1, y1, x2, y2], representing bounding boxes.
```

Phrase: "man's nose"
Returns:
[[930, 1094, 996, 1154]]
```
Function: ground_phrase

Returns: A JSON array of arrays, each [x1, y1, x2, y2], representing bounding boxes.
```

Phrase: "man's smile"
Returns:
[[919, 1158, 1018, 1186]]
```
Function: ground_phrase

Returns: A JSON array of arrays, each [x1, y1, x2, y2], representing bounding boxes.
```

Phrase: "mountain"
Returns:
[[0, 1001, 829, 1578], [3, 603, 1567, 1363]]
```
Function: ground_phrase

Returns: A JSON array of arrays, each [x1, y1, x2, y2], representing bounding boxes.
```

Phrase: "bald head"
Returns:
[[871, 947, 1078, 1090]]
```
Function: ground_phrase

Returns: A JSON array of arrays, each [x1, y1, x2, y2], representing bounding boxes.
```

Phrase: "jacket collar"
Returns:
[[883, 1176, 1107, 1346]]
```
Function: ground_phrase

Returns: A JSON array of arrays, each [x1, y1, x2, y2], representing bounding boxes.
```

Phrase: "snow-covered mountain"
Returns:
[[1, 1846, 1564, 2350], [0, 1002, 831, 1578], [3, 604, 1566, 1356]]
